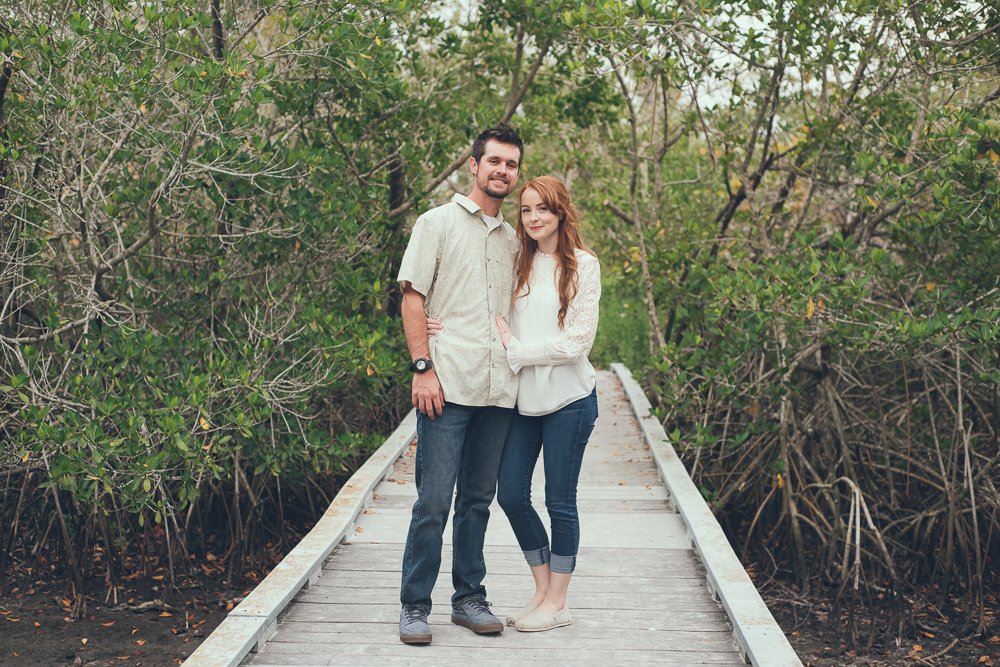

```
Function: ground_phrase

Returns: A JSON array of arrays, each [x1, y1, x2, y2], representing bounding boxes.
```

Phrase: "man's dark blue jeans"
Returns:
[[400, 402, 513, 609]]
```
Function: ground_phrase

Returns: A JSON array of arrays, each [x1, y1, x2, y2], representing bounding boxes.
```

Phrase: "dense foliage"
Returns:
[[2, 0, 1000, 649], [570, 0, 1000, 646], [0, 0, 561, 612]]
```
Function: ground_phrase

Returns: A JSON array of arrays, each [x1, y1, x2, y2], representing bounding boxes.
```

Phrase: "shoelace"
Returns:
[[403, 606, 427, 623], [465, 598, 492, 614]]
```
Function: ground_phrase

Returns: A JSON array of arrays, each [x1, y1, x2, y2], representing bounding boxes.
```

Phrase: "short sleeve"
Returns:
[[397, 214, 442, 296]]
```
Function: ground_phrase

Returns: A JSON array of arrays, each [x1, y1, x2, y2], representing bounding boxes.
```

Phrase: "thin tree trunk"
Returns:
[[610, 57, 665, 355]]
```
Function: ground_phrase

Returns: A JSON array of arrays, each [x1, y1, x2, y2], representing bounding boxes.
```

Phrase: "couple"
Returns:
[[396, 122, 601, 644]]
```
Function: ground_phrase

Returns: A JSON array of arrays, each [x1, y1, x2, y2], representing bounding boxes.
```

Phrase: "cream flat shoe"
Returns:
[[506, 602, 537, 626], [515, 606, 572, 632]]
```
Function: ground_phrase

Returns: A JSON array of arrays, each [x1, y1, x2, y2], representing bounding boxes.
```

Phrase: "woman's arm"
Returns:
[[505, 257, 601, 373]]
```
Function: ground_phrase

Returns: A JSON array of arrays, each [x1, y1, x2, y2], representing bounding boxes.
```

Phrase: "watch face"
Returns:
[[415, 359, 428, 371]]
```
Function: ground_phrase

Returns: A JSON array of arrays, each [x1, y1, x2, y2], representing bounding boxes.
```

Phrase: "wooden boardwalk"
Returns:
[[243, 371, 746, 666]]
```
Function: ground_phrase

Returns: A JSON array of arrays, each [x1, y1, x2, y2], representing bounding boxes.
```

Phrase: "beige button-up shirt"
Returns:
[[398, 193, 519, 408]]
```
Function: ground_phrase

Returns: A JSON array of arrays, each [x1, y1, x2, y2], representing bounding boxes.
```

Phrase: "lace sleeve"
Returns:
[[507, 255, 601, 370]]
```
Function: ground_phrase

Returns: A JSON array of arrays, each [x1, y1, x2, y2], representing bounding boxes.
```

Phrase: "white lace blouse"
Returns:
[[506, 249, 601, 416]]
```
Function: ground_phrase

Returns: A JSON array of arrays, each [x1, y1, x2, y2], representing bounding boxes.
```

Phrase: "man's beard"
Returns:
[[480, 173, 513, 199]]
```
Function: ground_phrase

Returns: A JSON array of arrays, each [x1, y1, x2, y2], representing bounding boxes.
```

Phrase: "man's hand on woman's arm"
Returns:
[[402, 285, 445, 418]]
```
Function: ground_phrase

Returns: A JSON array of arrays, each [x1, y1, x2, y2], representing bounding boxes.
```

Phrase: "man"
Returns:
[[396, 123, 523, 645]]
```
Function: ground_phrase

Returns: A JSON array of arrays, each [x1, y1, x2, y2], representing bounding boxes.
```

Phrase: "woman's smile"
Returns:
[[519, 187, 560, 254]]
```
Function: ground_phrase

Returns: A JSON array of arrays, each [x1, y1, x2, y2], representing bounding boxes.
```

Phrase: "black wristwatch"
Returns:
[[409, 357, 433, 373]]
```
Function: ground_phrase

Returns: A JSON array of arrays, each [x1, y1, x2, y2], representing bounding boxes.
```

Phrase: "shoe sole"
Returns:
[[451, 615, 504, 634], [400, 634, 432, 645], [516, 619, 572, 632]]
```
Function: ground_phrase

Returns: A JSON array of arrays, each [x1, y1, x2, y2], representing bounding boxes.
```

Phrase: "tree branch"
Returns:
[[387, 37, 553, 220]]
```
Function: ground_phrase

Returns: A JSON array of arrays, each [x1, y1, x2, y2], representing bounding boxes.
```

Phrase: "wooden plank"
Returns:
[[349, 512, 691, 549], [293, 589, 724, 610], [249, 643, 745, 664], [305, 571, 711, 590], [322, 558, 706, 579], [325, 542, 705, 562], [269, 628, 737, 651], [280, 602, 728, 623], [265, 620, 732, 637], [371, 496, 671, 512], [251, 660, 748, 667], [278, 606, 732, 630], [371, 483, 670, 499]]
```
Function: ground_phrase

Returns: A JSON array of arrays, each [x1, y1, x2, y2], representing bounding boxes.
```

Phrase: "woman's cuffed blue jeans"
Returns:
[[400, 403, 513, 609], [497, 388, 598, 574]]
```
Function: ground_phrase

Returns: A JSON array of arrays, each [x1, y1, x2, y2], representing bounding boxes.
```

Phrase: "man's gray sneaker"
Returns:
[[450, 596, 504, 634], [399, 604, 432, 644]]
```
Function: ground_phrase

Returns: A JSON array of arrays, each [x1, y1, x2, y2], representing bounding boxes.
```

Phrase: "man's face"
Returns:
[[471, 140, 521, 201]]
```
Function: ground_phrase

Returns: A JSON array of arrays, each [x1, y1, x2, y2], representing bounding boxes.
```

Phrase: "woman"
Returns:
[[426, 175, 600, 632], [494, 175, 601, 632]]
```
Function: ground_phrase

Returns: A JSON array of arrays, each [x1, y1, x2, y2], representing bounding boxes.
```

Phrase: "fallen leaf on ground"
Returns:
[[102, 621, 115, 627], [159, 612, 172, 617], [81, 638, 88, 645], [135, 640, 146, 646]]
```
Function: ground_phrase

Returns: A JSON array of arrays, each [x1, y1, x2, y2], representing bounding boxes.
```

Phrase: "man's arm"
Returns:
[[401, 285, 445, 418]]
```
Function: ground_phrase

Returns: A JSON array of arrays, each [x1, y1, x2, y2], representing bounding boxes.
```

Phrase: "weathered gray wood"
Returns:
[[279, 605, 732, 629], [240, 370, 749, 667], [349, 511, 691, 549], [305, 571, 709, 589], [612, 363, 800, 666], [369, 496, 670, 512], [267, 618, 732, 635], [251, 660, 749, 667], [269, 628, 736, 650], [293, 589, 725, 610], [251, 644, 744, 664], [372, 482, 670, 499]]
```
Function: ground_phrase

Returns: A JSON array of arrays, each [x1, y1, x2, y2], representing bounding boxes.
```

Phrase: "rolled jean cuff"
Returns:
[[522, 546, 550, 567], [549, 553, 576, 574]]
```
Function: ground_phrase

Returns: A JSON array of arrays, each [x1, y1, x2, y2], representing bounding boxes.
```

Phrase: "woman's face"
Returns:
[[519, 188, 561, 254]]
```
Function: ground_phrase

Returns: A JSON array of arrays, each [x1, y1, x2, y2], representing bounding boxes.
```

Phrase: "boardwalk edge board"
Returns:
[[610, 363, 803, 667], [184, 409, 419, 667]]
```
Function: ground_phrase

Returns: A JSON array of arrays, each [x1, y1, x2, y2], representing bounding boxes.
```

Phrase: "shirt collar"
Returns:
[[452, 193, 504, 226]]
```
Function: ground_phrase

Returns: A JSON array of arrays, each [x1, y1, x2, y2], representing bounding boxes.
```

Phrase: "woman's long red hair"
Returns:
[[513, 176, 592, 329]]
